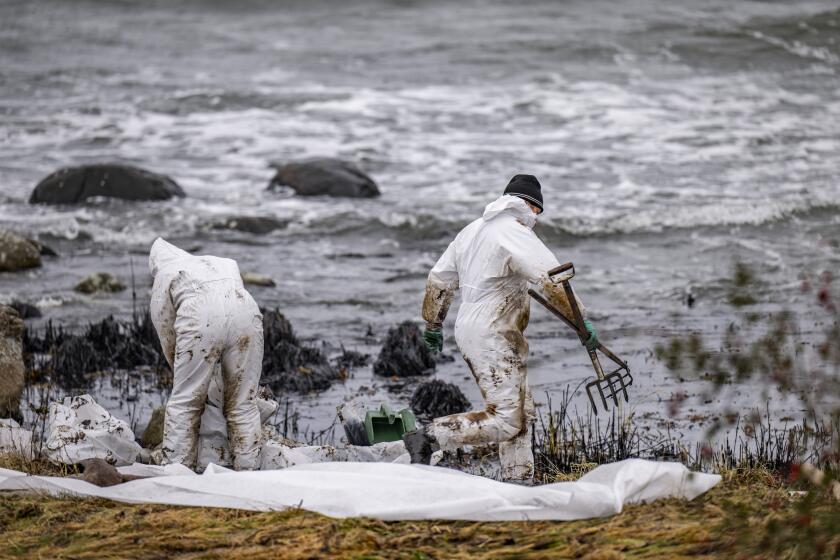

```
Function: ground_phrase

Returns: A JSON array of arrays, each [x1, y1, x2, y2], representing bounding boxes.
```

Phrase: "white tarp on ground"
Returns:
[[0, 458, 720, 521]]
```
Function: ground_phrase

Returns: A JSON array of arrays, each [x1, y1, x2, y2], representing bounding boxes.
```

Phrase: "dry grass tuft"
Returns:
[[0, 452, 80, 477]]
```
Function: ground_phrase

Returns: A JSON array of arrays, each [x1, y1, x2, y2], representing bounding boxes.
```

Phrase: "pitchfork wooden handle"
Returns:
[[527, 290, 630, 373]]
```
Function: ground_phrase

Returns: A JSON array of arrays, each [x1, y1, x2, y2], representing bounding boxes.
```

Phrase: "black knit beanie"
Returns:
[[503, 174, 543, 213]]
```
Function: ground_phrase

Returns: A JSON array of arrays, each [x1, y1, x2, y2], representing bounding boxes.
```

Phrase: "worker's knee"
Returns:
[[224, 401, 259, 422], [494, 411, 524, 441], [166, 394, 204, 414]]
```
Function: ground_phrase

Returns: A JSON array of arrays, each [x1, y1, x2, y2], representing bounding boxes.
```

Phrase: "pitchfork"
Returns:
[[528, 262, 633, 415]]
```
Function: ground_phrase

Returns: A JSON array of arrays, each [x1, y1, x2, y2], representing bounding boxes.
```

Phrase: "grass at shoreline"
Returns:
[[2, 469, 835, 559]]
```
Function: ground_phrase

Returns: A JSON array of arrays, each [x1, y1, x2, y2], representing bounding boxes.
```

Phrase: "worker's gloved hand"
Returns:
[[423, 328, 443, 354], [583, 319, 598, 351]]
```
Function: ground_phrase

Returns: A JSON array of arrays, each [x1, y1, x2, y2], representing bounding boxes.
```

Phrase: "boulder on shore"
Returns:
[[267, 158, 380, 198], [30, 164, 186, 204], [0, 305, 25, 421], [0, 229, 41, 272], [373, 321, 435, 378]]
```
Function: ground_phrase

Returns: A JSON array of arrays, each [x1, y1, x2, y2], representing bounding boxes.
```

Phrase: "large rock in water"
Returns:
[[30, 164, 186, 204], [0, 305, 25, 421], [373, 321, 435, 377], [267, 158, 380, 198], [0, 229, 41, 272]]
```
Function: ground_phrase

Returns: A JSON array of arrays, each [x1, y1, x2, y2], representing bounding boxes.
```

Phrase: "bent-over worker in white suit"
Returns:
[[149, 238, 264, 470]]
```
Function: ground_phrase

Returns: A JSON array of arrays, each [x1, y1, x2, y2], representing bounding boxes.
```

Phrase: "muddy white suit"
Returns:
[[149, 238, 264, 470], [421, 195, 584, 481]]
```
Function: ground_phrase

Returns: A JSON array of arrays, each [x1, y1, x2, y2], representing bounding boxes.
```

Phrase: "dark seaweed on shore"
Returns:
[[531, 386, 839, 483], [261, 308, 340, 394], [22, 308, 345, 395], [23, 312, 164, 389]]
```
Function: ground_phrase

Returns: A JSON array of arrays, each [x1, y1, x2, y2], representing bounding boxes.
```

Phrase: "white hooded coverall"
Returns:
[[149, 238, 264, 470], [421, 195, 584, 481]]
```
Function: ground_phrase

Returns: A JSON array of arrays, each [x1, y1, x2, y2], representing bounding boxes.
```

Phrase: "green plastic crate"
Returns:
[[364, 404, 417, 445]]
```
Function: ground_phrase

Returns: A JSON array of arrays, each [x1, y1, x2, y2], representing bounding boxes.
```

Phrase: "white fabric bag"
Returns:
[[44, 394, 142, 466]]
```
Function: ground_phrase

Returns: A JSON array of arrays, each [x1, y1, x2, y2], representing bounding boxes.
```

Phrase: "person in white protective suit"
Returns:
[[148, 238, 264, 470], [403, 175, 598, 482]]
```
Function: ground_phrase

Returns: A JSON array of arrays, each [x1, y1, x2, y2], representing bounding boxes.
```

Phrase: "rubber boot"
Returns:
[[402, 427, 434, 465]]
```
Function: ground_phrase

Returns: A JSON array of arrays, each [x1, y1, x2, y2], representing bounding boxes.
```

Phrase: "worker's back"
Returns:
[[149, 237, 245, 310], [450, 196, 541, 306]]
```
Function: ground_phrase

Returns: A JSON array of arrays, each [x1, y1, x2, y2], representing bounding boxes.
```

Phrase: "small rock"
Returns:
[[411, 380, 471, 421], [241, 272, 276, 287], [141, 406, 165, 448], [76, 458, 123, 487], [268, 158, 380, 198], [30, 164, 186, 204], [33, 240, 58, 257], [373, 321, 435, 377], [0, 229, 41, 272], [74, 273, 126, 294], [0, 305, 25, 421], [212, 216, 288, 234], [9, 300, 41, 319]]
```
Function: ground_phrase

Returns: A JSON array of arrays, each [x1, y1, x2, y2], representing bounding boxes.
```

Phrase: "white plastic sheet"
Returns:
[[0, 458, 720, 521], [44, 394, 142, 466], [0, 418, 33, 458]]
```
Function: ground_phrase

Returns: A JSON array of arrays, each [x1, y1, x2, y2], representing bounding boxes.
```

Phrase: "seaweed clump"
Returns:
[[410, 379, 471, 421], [23, 312, 163, 389], [261, 309, 340, 393], [373, 321, 435, 378]]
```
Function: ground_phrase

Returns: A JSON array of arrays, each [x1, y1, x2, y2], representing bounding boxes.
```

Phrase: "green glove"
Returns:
[[423, 328, 443, 354], [583, 319, 598, 351]]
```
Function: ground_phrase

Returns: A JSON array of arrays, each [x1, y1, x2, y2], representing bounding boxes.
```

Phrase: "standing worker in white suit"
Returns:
[[403, 175, 598, 482], [148, 238, 264, 470]]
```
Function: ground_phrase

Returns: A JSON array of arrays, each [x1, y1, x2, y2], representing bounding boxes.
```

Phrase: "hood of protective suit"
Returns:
[[482, 195, 537, 229], [148, 237, 245, 304], [149, 237, 193, 278]]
